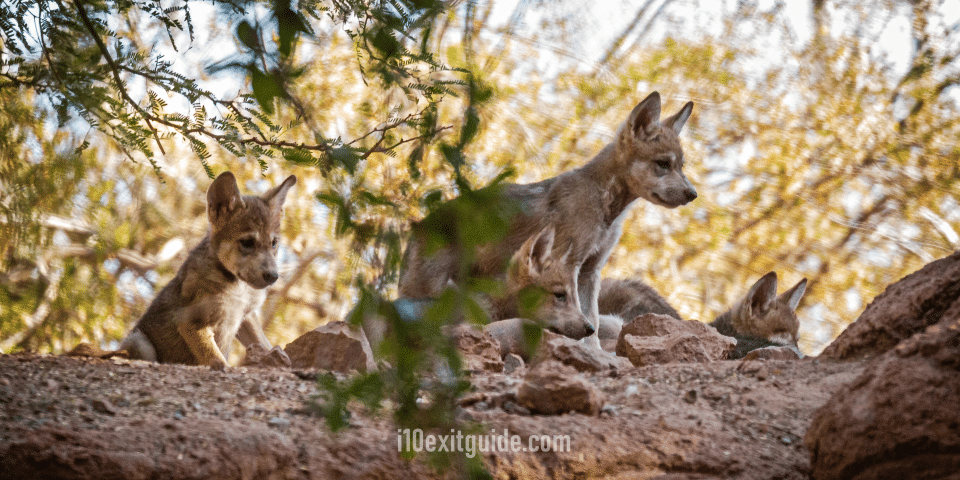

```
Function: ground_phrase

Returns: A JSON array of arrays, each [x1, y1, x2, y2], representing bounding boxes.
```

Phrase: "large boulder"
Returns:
[[284, 321, 377, 373], [516, 360, 605, 415], [805, 316, 960, 480], [820, 250, 960, 360], [616, 314, 736, 367]]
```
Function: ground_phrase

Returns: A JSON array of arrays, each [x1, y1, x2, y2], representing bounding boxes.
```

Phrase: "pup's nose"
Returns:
[[685, 188, 698, 202], [262, 271, 279, 285], [584, 321, 596, 336]]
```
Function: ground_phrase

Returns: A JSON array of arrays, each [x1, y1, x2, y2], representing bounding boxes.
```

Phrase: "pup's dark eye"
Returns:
[[239, 238, 256, 249], [655, 160, 671, 170], [553, 292, 567, 302], [271, 238, 278, 249]]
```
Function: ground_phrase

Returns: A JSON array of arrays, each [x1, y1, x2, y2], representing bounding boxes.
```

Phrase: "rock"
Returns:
[[616, 314, 736, 367], [284, 321, 377, 373], [741, 345, 802, 361], [517, 360, 605, 415], [240, 344, 292, 369], [267, 416, 291, 429], [532, 330, 632, 373], [820, 250, 960, 360], [445, 324, 503, 373], [483, 318, 543, 360], [620, 313, 723, 339], [91, 398, 117, 416], [501, 400, 531, 416], [65, 343, 129, 359], [806, 317, 960, 480], [503, 353, 524, 374]]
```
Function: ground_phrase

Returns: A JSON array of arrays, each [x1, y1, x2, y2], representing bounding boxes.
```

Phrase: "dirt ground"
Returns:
[[0, 351, 863, 479]]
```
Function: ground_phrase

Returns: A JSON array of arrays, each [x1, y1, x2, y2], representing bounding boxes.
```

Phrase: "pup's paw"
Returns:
[[209, 358, 228, 371]]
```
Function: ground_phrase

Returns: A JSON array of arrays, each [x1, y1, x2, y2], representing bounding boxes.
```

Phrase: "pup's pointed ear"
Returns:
[[746, 271, 778, 315], [626, 91, 662, 140], [778, 278, 808, 311], [514, 226, 555, 278], [262, 175, 297, 216], [663, 101, 693, 134], [527, 226, 555, 275], [207, 172, 245, 227]]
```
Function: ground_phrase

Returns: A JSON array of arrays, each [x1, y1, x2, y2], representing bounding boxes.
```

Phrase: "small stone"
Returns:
[[241, 344, 292, 369], [268, 417, 291, 429], [600, 404, 619, 417], [503, 354, 525, 374], [455, 406, 474, 422], [502, 401, 531, 416], [742, 345, 802, 361], [445, 324, 503, 373], [517, 360, 605, 416], [91, 398, 117, 415], [683, 390, 697, 404]]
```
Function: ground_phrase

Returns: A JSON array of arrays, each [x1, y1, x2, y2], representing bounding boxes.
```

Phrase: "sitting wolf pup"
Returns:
[[120, 171, 297, 368]]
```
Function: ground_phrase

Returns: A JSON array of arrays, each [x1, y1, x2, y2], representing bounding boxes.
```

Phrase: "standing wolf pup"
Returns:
[[400, 92, 696, 348], [120, 172, 297, 368]]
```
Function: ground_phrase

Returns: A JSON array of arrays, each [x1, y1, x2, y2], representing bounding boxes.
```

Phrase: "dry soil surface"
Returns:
[[0, 352, 863, 479]]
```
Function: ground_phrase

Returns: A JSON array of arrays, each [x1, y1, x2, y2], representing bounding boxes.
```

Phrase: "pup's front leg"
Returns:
[[177, 321, 228, 369], [236, 311, 271, 349], [577, 266, 603, 350]]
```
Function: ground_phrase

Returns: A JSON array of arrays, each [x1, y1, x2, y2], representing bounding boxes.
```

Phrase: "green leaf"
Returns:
[[251, 68, 281, 114], [371, 28, 400, 58], [276, 7, 306, 58], [236, 21, 258, 52], [459, 106, 480, 147]]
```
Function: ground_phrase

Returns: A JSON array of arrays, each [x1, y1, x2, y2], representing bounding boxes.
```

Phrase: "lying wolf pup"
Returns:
[[598, 272, 807, 358]]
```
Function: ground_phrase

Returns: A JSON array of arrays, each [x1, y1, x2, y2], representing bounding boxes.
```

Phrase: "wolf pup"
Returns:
[[400, 92, 696, 350], [709, 272, 807, 359], [486, 226, 591, 337], [362, 226, 591, 351], [120, 172, 297, 368], [597, 272, 807, 358]]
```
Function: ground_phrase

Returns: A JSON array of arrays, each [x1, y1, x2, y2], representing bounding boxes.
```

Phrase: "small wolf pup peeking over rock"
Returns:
[[120, 171, 297, 368], [598, 271, 808, 358]]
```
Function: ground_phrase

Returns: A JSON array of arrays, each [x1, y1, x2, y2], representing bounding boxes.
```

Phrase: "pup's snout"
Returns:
[[584, 321, 596, 336], [685, 187, 698, 202], [262, 271, 279, 285]]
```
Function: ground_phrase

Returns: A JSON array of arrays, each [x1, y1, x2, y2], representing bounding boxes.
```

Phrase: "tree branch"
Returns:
[[73, 0, 167, 154]]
